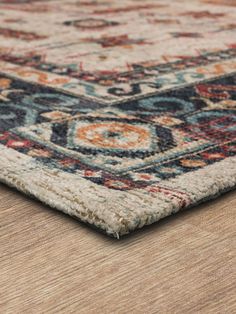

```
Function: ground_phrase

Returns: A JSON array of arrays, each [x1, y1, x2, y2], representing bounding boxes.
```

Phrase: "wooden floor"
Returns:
[[0, 183, 235, 314]]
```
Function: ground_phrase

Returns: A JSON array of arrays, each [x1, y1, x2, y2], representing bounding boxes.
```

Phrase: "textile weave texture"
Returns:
[[0, 0, 236, 237]]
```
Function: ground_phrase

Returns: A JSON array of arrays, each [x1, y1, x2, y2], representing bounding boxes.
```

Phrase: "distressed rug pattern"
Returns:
[[0, 0, 236, 237]]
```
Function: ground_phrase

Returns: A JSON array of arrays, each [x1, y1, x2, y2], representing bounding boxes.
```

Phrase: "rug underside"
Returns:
[[0, 0, 235, 237]]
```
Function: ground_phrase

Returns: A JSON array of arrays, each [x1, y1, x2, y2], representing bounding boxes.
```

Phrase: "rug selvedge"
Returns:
[[0, 0, 235, 237], [0, 145, 235, 237]]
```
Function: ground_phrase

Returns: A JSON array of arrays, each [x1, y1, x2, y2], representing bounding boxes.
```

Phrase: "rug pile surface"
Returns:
[[0, 0, 235, 237]]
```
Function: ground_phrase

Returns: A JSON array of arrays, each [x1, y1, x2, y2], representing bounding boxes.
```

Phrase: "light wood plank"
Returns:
[[0, 183, 235, 314]]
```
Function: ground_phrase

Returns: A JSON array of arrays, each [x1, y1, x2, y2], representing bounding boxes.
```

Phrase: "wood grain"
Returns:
[[0, 183, 236, 314]]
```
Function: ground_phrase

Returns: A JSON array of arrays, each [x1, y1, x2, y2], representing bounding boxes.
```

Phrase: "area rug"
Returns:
[[0, 0, 236, 237]]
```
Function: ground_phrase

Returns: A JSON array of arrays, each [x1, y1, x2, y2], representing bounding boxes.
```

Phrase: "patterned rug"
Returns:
[[0, 0, 236, 237]]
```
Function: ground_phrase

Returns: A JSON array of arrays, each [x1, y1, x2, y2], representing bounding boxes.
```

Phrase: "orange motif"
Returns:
[[16, 70, 69, 85], [0, 78, 11, 89], [181, 159, 207, 168], [77, 122, 150, 149]]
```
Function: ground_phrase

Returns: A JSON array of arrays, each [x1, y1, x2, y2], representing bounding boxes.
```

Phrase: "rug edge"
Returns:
[[0, 144, 235, 238]]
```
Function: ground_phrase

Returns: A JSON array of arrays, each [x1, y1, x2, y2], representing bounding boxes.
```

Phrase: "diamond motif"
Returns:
[[66, 117, 175, 158]]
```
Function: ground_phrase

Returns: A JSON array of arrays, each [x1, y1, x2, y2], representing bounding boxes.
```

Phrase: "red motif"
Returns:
[[82, 35, 149, 48], [196, 84, 236, 99], [182, 11, 225, 18], [6, 139, 31, 148], [146, 185, 191, 208], [171, 32, 202, 38], [0, 27, 47, 41]]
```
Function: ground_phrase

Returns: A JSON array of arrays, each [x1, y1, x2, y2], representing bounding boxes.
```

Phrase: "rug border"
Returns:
[[0, 144, 235, 238]]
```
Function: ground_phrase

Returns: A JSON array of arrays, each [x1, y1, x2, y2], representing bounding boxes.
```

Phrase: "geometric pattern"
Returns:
[[0, 0, 236, 237], [27, 117, 175, 157], [11, 72, 236, 179]]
